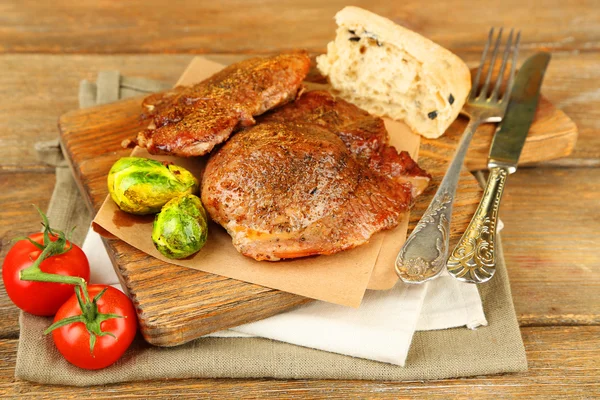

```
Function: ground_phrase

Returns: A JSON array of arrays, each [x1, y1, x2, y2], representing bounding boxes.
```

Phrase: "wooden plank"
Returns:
[[1, 0, 599, 55], [0, 52, 597, 173], [0, 326, 598, 397], [0, 172, 56, 339], [502, 167, 600, 326], [0, 54, 192, 169], [527, 51, 600, 162]]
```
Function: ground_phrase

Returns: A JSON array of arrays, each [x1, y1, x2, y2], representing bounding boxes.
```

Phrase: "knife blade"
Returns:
[[447, 52, 551, 284], [488, 52, 551, 172]]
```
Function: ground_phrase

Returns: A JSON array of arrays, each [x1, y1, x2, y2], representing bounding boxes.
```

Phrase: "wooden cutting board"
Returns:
[[59, 71, 577, 347]]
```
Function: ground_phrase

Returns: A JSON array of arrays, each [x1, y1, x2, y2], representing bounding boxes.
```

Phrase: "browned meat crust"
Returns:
[[136, 52, 311, 157], [201, 91, 431, 261]]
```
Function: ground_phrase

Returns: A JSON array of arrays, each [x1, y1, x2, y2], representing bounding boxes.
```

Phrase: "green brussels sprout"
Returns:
[[152, 194, 208, 259], [107, 157, 198, 215]]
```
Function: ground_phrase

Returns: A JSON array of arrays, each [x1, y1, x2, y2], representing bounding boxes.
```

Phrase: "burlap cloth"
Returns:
[[15, 71, 527, 385]]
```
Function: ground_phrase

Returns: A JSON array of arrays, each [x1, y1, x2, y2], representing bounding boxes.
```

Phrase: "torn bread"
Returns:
[[317, 6, 471, 139]]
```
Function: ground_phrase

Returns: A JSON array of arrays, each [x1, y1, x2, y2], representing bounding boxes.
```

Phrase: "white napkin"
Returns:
[[83, 227, 486, 366]]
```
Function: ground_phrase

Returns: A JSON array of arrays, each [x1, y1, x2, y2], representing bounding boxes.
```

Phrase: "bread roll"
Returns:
[[317, 6, 471, 139]]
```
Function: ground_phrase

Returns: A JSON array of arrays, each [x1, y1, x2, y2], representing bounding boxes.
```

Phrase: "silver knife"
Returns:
[[447, 52, 551, 284]]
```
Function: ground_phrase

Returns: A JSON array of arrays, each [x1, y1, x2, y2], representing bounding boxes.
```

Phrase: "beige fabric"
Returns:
[[15, 72, 526, 385]]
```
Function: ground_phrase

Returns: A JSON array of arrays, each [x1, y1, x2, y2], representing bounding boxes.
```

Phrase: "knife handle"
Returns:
[[447, 166, 510, 283]]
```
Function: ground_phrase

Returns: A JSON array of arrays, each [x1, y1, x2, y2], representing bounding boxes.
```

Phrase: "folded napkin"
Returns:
[[15, 71, 526, 385]]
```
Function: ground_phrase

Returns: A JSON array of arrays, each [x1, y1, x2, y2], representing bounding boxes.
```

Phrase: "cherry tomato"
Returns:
[[2, 232, 90, 316], [50, 285, 137, 370]]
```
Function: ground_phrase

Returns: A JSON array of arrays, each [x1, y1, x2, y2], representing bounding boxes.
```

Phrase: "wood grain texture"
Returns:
[[0, 0, 599, 395], [59, 93, 485, 346], [0, 326, 598, 398], [502, 167, 600, 326], [1, 0, 599, 55], [2, 51, 598, 174], [0, 172, 55, 339], [0, 54, 193, 169], [538, 51, 600, 161]]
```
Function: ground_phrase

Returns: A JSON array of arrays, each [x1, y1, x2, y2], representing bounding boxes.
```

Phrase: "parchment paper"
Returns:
[[93, 57, 421, 307]]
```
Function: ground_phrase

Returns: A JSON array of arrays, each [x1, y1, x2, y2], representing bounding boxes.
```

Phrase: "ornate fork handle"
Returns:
[[395, 119, 481, 283], [447, 167, 509, 283]]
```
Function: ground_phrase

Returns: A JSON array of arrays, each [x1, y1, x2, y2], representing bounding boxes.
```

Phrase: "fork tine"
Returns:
[[502, 31, 521, 102], [490, 29, 514, 101], [470, 27, 494, 100], [478, 27, 503, 99]]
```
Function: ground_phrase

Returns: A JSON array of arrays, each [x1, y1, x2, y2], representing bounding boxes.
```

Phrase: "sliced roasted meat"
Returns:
[[201, 91, 431, 261], [136, 52, 311, 157]]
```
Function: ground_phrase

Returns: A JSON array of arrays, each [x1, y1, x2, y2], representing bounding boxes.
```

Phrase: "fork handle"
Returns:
[[447, 166, 509, 283], [395, 118, 481, 284]]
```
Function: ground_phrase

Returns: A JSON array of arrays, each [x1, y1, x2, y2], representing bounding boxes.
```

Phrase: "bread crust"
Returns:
[[317, 6, 471, 139]]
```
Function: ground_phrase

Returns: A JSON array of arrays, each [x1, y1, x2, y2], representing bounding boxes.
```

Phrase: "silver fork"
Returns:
[[395, 28, 521, 284]]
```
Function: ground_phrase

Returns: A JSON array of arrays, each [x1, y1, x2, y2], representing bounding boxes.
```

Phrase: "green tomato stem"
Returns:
[[18, 205, 85, 287], [20, 267, 86, 286]]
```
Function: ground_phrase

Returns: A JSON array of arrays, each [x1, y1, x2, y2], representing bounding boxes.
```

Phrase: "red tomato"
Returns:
[[51, 285, 137, 370], [2, 232, 90, 316]]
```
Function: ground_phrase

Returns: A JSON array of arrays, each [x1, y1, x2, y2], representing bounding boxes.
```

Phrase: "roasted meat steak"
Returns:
[[201, 91, 431, 261], [136, 52, 311, 157]]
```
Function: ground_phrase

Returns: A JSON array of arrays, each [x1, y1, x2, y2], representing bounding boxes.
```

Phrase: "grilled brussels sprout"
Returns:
[[107, 157, 198, 215], [152, 194, 208, 259]]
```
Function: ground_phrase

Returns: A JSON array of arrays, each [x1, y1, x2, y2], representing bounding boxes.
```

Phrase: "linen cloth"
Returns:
[[14, 71, 527, 384]]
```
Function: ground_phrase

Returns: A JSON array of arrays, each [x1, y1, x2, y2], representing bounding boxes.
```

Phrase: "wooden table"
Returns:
[[0, 1, 598, 398]]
